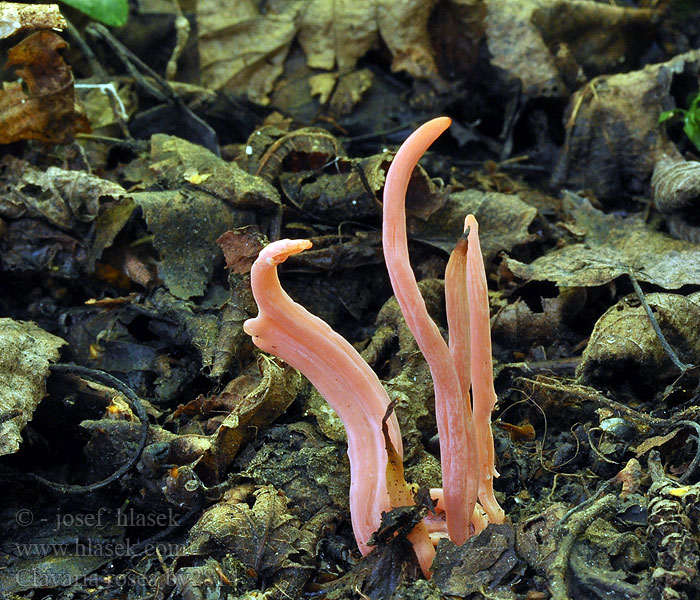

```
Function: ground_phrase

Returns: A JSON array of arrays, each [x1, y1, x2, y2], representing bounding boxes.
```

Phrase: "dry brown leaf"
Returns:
[[485, 0, 658, 98], [296, 0, 381, 72], [198, 0, 296, 105], [12, 166, 126, 230], [0, 319, 66, 456], [328, 68, 374, 118], [0, 31, 89, 144], [216, 226, 266, 274], [199, 356, 302, 478], [198, 0, 441, 104], [375, 0, 440, 81], [552, 48, 700, 201], [634, 429, 681, 458]]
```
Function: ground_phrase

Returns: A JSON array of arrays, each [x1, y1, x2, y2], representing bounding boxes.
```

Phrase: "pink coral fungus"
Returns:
[[242, 238, 402, 557], [243, 117, 504, 577]]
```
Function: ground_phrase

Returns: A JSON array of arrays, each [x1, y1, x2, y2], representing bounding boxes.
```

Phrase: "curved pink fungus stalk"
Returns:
[[382, 117, 479, 544], [243, 239, 402, 556]]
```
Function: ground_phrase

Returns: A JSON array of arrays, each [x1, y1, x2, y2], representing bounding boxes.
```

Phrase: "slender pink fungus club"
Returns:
[[243, 239, 402, 557], [382, 117, 479, 543]]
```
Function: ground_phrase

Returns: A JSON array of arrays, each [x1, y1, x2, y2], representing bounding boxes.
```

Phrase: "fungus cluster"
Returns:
[[243, 118, 504, 577]]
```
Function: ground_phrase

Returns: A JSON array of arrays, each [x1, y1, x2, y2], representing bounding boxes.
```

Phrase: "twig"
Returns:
[[548, 488, 618, 600], [0, 408, 22, 426], [628, 269, 694, 373], [673, 420, 700, 483], [29, 364, 149, 494], [517, 377, 700, 429], [130, 504, 200, 556]]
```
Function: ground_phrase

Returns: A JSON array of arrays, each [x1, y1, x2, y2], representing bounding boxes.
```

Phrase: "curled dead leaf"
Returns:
[[552, 48, 700, 201], [576, 291, 700, 393], [652, 153, 700, 243], [0, 31, 89, 144], [198, 356, 302, 479], [248, 126, 346, 183]]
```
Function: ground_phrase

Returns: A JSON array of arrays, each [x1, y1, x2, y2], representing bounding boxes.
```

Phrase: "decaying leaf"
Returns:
[[492, 288, 586, 352], [198, 0, 442, 104], [87, 197, 137, 270], [0, 319, 65, 456], [485, 0, 658, 98], [0, 31, 89, 144], [279, 157, 381, 222], [0, 163, 128, 277], [216, 226, 266, 274], [0, 552, 109, 595], [325, 68, 374, 118], [186, 485, 313, 578], [651, 153, 700, 243], [432, 523, 521, 596], [147, 134, 281, 212], [0, 164, 128, 277], [12, 166, 126, 231], [576, 291, 700, 392], [59, 288, 221, 404], [240, 424, 350, 519], [505, 192, 700, 289], [197, 0, 296, 105], [199, 356, 303, 478], [552, 48, 700, 201], [130, 189, 237, 299], [0, 217, 88, 276], [125, 135, 272, 298], [411, 189, 538, 265], [146, 288, 224, 377], [209, 275, 258, 378], [634, 429, 682, 458], [566, 517, 651, 598], [515, 504, 568, 571], [75, 81, 135, 131], [0, 2, 66, 38], [383, 413, 417, 509]]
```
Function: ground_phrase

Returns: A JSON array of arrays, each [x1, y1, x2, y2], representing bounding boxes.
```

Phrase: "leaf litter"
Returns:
[[2, 2, 700, 600]]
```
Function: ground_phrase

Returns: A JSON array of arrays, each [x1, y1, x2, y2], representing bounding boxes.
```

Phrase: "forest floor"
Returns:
[[2, 1, 700, 599]]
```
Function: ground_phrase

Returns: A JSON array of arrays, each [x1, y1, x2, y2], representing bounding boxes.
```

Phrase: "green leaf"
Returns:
[[658, 108, 684, 124], [60, 0, 128, 26], [689, 89, 700, 113], [683, 114, 700, 152]]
